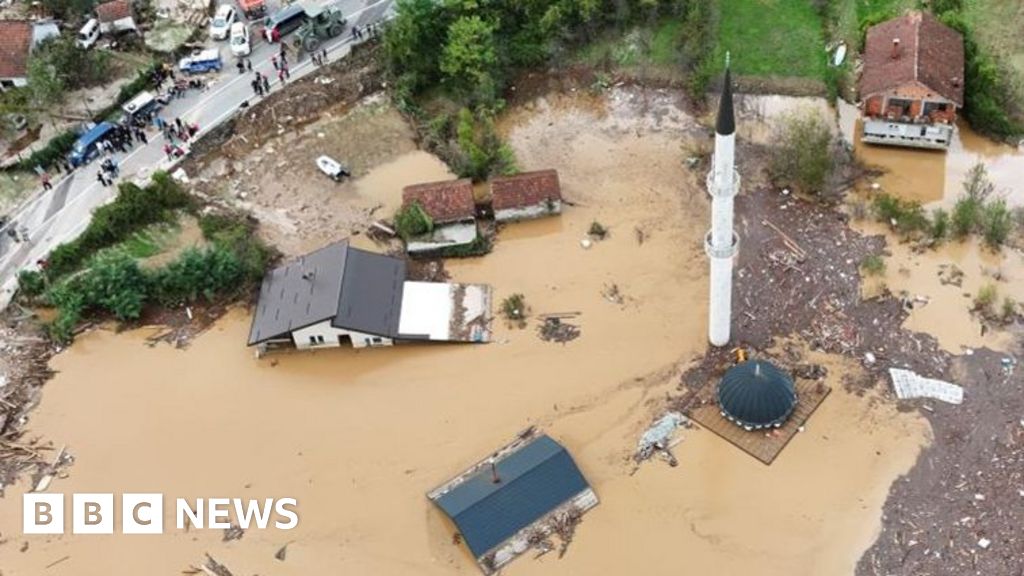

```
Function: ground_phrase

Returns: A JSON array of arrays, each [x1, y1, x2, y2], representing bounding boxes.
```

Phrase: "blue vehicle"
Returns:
[[68, 121, 116, 167], [178, 49, 223, 74]]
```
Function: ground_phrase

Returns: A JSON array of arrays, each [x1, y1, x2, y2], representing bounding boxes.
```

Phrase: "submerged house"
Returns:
[[490, 170, 562, 222], [428, 431, 598, 574], [401, 178, 478, 254], [247, 240, 491, 352], [859, 11, 965, 149]]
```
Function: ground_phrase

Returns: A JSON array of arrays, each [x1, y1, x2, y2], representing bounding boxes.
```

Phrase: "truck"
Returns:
[[178, 48, 223, 74], [293, 4, 346, 53]]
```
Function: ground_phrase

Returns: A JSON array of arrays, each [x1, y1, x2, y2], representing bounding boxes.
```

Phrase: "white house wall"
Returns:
[[290, 320, 393, 350], [494, 200, 562, 223]]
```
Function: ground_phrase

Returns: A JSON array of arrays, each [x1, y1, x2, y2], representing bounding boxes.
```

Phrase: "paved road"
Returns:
[[0, 0, 395, 308]]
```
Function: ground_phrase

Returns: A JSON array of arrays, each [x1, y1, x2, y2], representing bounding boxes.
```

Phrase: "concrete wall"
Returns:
[[290, 320, 394, 350], [100, 17, 137, 33], [494, 200, 561, 223], [862, 119, 954, 149]]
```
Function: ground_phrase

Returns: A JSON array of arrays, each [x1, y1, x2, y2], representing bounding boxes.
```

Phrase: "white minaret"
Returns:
[[705, 56, 739, 347]]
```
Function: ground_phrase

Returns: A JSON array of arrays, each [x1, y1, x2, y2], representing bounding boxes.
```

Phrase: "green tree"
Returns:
[[441, 16, 499, 101], [769, 113, 834, 196], [384, 0, 451, 95], [26, 57, 65, 117], [980, 198, 1012, 248]]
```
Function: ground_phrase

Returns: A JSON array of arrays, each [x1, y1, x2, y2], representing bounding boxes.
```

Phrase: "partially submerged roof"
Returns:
[[402, 179, 476, 224], [859, 11, 965, 106], [96, 0, 133, 22], [717, 360, 798, 429], [247, 240, 406, 344], [431, 434, 591, 559], [0, 20, 32, 79], [490, 170, 561, 211]]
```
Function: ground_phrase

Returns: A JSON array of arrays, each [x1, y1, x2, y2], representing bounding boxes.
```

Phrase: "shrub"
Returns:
[[1001, 297, 1018, 322], [16, 269, 46, 300], [930, 208, 949, 240], [78, 253, 149, 320], [451, 107, 517, 181], [588, 221, 609, 239], [951, 196, 980, 238], [769, 113, 834, 196], [16, 130, 77, 172], [974, 283, 998, 313], [394, 202, 434, 240], [962, 163, 994, 203], [980, 198, 1012, 248], [872, 193, 928, 234], [149, 246, 245, 306], [861, 254, 886, 276], [500, 293, 527, 327]]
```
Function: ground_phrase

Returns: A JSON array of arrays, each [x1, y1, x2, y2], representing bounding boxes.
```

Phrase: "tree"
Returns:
[[26, 57, 65, 119], [440, 16, 499, 101], [384, 0, 450, 95]]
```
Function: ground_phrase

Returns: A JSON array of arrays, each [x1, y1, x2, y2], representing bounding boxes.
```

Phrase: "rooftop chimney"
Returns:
[[892, 38, 901, 60]]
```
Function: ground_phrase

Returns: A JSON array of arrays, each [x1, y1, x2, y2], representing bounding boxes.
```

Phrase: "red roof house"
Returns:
[[0, 21, 33, 88], [402, 179, 476, 224], [490, 170, 562, 222], [858, 11, 965, 149], [95, 0, 137, 32]]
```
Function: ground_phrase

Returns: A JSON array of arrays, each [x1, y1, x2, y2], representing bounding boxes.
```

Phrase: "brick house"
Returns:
[[95, 0, 137, 34], [490, 169, 562, 222], [0, 20, 60, 90], [859, 11, 965, 149], [401, 178, 478, 254]]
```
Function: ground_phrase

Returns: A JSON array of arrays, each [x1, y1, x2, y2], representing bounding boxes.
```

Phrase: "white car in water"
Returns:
[[209, 4, 236, 40]]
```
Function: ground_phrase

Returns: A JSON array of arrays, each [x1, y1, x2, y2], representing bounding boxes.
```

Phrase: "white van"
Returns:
[[77, 18, 100, 49], [229, 22, 250, 57]]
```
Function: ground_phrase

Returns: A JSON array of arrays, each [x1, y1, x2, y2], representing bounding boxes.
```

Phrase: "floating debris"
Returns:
[[889, 368, 964, 404], [538, 316, 580, 343], [635, 412, 686, 465]]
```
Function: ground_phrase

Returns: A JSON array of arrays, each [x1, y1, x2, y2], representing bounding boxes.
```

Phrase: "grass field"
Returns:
[[576, 18, 684, 79], [714, 0, 827, 79], [963, 0, 1024, 102]]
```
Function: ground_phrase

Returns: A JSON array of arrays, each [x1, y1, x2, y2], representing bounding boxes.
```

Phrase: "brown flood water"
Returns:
[[837, 101, 1024, 208], [0, 89, 930, 576]]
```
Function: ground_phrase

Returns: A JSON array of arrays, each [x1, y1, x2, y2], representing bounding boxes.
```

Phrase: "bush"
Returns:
[[45, 172, 192, 279], [974, 283, 998, 313], [980, 198, 1012, 248], [500, 293, 527, 327], [930, 208, 949, 240], [452, 107, 517, 181], [16, 269, 46, 300], [1001, 297, 1018, 322], [769, 113, 833, 196], [951, 196, 981, 238], [861, 254, 886, 276], [16, 130, 77, 172], [394, 202, 434, 240], [588, 221, 609, 239], [149, 246, 245, 306], [872, 193, 928, 234]]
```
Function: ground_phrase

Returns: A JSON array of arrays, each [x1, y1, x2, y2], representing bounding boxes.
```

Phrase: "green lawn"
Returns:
[[963, 0, 1024, 102], [577, 19, 683, 69], [714, 0, 827, 79], [94, 221, 181, 261]]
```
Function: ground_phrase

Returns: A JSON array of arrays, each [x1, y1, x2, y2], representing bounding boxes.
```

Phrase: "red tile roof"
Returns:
[[490, 170, 561, 211], [402, 178, 476, 224], [0, 20, 32, 80], [96, 0, 133, 22], [859, 11, 965, 106]]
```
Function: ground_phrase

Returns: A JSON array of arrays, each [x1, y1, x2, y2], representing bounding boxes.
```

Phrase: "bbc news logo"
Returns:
[[23, 494, 298, 534]]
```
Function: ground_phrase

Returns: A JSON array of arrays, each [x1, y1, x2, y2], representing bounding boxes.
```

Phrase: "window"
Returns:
[[372, 337, 383, 344], [308, 335, 325, 345]]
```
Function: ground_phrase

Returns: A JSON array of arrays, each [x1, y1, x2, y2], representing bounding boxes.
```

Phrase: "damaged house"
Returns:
[[490, 169, 562, 222], [859, 11, 965, 149], [428, 430, 598, 574], [247, 240, 491, 352], [401, 178, 478, 254]]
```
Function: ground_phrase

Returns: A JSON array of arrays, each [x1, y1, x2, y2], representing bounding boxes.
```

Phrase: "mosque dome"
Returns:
[[717, 360, 798, 430]]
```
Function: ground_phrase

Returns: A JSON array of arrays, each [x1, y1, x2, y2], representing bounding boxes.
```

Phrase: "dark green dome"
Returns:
[[717, 361, 797, 430]]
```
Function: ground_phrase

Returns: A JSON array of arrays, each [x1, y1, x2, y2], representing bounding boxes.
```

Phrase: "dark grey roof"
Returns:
[[330, 247, 405, 337], [247, 241, 349, 345], [716, 65, 735, 136], [433, 435, 591, 559], [717, 360, 798, 428], [247, 241, 406, 345]]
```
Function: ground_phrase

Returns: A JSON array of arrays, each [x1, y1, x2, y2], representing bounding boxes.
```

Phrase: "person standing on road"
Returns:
[[321, 48, 327, 63], [41, 173, 52, 191], [262, 75, 270, 94], [246, 59, 252, 72], [175, 117, 184, 133], [97, 170, 109, 187], [251, 77, 261, 96], [272, 55, 279, 70], [283, 63, 290, 80], [278, 68, 285, 84]]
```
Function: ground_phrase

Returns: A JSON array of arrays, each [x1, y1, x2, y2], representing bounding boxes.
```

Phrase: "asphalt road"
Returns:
[[0, 0, 395, 308]]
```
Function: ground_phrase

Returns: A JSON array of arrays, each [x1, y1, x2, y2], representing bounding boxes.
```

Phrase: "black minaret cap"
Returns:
[[716, 59, 736, 136]]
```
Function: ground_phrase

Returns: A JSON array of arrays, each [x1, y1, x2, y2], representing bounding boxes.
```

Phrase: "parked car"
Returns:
[[263, 3, 307, 43], [210, 4, 237, 40], [178, 48, 224, 74], [238, 0, 266, 19], [69, 121, 116, 167], [77, 18, 100, 48], [122, 90, 161, 119], [229, 21, 250, 57]]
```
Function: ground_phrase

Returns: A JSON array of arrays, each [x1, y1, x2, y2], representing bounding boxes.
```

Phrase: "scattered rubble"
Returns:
[[538, 314, 581, 343], [634, 412, 686, 467], [222, 524, 244, 542], [889, 368, 964, 404]]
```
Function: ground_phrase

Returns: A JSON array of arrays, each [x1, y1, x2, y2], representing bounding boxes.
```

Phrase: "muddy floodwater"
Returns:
[[837, 101, 1024, 208], [0, 89, 931, 575]]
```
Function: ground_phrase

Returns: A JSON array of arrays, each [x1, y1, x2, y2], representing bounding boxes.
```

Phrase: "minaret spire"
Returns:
[[705, 55, 740, 347]]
